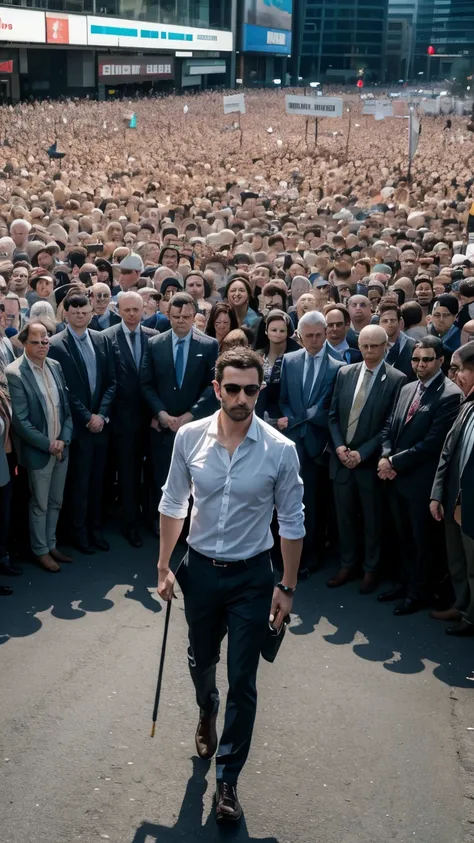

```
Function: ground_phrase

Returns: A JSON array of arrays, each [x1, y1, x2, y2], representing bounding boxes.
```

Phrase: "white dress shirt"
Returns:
[[303, 347, 325, 395], [351, 359, 384, 411], [160, 411, 305, 560]]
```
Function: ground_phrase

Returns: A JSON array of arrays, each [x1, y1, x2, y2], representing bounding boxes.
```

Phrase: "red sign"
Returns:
[[46, 15, 70, 45], [357, 79, 363, 89], [0, 60, 13, 74]]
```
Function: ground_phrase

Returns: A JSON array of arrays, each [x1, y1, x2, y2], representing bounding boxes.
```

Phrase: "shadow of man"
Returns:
[[130, 756, 281, 843]]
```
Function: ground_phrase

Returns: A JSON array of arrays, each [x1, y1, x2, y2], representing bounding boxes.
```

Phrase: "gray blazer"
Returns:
[[5, 354, 73, 471], [0, 416, 10, 487]]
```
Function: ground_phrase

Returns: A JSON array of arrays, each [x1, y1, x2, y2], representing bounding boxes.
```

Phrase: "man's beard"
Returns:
[[221, 400, 253, 422]]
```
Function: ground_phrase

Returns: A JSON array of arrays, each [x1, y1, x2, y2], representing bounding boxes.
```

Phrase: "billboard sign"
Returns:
[[87, 16, 232, 52], [46, 13, 88, 46], [224, 94, 246, 114], [242, 0, 292, 54], [285, 95, 343, 117], [0, 8, 45, 44], [98, 56, 174, 82]]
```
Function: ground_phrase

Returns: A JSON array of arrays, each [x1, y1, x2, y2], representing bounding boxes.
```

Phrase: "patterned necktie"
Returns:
[[347, 369, 373, 443], [79, 333, 97, 396], [175, 338, 185, 388], [405, 383, 426, 424], [129, 330, 140, 369], [302, 354, 316, 407]]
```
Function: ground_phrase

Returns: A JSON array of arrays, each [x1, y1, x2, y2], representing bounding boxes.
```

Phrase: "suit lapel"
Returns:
[[117, 325, 136, 371], [20, 356, 48, 426], [89, 332, 102, 401], [63, 331, 90, 396], [309, 351, 328, 404], [46, 359, 67, 424], [180, 334, 201, 392]]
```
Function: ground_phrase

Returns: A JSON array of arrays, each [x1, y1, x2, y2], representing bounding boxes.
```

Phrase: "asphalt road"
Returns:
[[1, 531, 474, 843]]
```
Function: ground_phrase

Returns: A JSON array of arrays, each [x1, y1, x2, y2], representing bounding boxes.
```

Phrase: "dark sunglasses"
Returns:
[[412, 356, 437, 364], [222, 383, 260, 397]]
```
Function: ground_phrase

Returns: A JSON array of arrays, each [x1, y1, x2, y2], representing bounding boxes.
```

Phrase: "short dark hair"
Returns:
[[414, 276, 433, 289], [458, 341, 474, 368], [215, 347, 264, 385], [18, 321, 47, 344], [414, 335, 444, 359], [459, 280, 474, 299], [401, 301, 422, 328], [64, 294, 89, 311], [378, 302, 402, 320], [169, 291, 197, 312], [325, 303, 350, 326]]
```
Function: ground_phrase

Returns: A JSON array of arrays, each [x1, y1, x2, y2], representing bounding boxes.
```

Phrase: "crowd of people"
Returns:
[[0, 90, 473, 639]]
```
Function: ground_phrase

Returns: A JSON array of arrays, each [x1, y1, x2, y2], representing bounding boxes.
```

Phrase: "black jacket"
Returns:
[[381, 373, 463, 499], [431, 396, 474, 538], [48, 327, 116, 438], [103, 322, 157, 433]]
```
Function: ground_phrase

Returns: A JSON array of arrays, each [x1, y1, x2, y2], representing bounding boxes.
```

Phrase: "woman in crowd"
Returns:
[[255, 310, 299, 422], [224, 275, 260, 328], [206, 302, 238, 348]]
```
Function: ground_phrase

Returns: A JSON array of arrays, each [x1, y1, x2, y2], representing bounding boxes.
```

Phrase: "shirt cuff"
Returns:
[[158, 498, 189, 520]]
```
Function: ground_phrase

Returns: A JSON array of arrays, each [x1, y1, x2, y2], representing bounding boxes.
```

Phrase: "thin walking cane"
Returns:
[[150, 598, 172, 738]]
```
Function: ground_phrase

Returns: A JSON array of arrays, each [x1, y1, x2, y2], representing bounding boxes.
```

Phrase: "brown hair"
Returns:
[[215, 346, 264, 384]]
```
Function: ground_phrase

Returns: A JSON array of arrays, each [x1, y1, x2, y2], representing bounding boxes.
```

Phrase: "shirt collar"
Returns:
[[67, 326, 89, 341], [122, 320, 139, 336], [330, 339, 349, 353], [419, 370, 443, 389], [172, 329, 192, 346], [363, 359, 384, 377], [25, 353, 45, 373], [208, 410, 259, 443], [305, 345, 326, 361]]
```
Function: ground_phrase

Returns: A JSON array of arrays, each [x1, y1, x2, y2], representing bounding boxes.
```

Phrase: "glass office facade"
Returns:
[[4, 0, 231, 30], [294, 0, 388, 82], [415, 0, 474, 71]]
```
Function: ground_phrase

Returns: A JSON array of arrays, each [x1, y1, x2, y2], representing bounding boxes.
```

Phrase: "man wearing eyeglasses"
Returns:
[[5, 322, 72, 573], [328, 325, 406, 594], [89, 282, 121, 331], [378, 336, 463, 615], [141, 292, 218, 534], [157, 347, 304, 823]]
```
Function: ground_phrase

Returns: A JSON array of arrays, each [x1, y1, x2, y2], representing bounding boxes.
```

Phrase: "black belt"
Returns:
[[189, 547, 270, 569]]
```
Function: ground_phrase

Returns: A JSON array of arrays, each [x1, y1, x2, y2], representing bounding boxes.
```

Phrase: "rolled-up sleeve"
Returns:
[[158, 430, 192, 519], [274, 443, 305, 540]]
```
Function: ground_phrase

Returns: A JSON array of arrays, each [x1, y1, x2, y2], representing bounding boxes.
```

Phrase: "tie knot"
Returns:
[[79, 334, 87, 342], [177, 338, 185, 346]]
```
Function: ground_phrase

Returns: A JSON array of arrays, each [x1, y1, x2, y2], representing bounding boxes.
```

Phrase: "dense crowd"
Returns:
[[0, 90, 473, 637]]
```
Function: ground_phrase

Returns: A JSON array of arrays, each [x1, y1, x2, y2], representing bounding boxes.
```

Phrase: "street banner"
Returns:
[[409, 110, 420, 162], [285, 95, 343, 117], [224, 93, 246, 115]]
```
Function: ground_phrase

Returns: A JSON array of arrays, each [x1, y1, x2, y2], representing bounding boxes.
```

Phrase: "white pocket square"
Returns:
[[196, 354, 203, 357]]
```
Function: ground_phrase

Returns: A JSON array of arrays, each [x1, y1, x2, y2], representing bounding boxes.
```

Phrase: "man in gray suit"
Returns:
[[6, 321, 73, 573], [328, 325, 406, 593], [279, 310, 344, 575]]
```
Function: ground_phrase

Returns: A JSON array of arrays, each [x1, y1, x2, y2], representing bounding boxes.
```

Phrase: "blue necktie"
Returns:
[[302, 355, 315, 407], [175, 338, 185, 388], [129, 330, 140, 369], [79, 333, 97, 396]]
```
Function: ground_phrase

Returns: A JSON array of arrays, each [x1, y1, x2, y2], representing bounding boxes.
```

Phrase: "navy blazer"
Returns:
[[381, 373, 463, 499], [431, 398, 474, 538], [140, 328, 218, 420], [48, 328, 116, 438], [103, 322, 157, 433], [279, 345, 344, 460]]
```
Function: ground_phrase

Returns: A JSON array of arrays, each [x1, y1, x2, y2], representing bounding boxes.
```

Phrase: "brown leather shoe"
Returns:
[[430, 607, 462, 621], [215, 782, 242, 822], [327, 568, 353, 588], [35, 554, 60, 573], [359, 572, 378, 595], [49, 548, 73, 563], [195, 711, 218, 760]]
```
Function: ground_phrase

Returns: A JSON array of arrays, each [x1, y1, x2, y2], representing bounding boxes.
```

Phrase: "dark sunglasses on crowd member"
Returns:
[[222, 384, 260, 397]]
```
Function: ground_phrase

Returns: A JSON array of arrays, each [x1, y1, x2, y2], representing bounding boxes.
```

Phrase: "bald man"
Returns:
[[328, 325, 406, 593], [104, 292, 158, 547]]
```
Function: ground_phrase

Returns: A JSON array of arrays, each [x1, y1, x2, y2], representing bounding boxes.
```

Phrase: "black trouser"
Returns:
[[332, 468, 381, 573], [149, 427, 175, 514], [176, 547, 274, 785], [388, 486, 440, 599], [0, 479, 11, 560], [68, 432, 109, 539], [113, 429, 148, 528]]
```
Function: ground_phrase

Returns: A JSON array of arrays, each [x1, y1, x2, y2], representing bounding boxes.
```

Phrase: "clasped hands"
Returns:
[[86, 413, 104, 433], [48, 439, 65, 459], [336, 446, 362, 469], [152, 411, 193, 433], [377, 456, 397, 481]]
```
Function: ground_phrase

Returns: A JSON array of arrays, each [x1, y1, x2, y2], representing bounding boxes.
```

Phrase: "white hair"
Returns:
[[30, 300, 55, 319], [10, 219, 31, 233], [298, 310, 327, 331]]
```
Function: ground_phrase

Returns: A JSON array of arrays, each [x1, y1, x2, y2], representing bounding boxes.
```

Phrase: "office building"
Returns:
[[414, 0, 474, 79], [237, 0, 293, 87], [0, 1, 233, 101], [292, 0, 389, 84], [387, 0, 417, 80]]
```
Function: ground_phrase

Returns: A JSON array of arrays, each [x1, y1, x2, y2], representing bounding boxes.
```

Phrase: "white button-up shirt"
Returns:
[[159, 411, 305, 561]]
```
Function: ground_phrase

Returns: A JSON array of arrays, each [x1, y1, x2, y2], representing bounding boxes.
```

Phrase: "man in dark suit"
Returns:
[[6, 321, 73, 572], [88, 283, 121, 331], [328, 325, 406, 593], [326, 304, 363, 365], [378, 336, 463, 614], [48, 294, 116, 554], [104, 292, 157, 548], [430, 341, 474, 636], [378, 302, 417, 381], [141, 292, 218, 532], [279, 310, 344, 576]]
